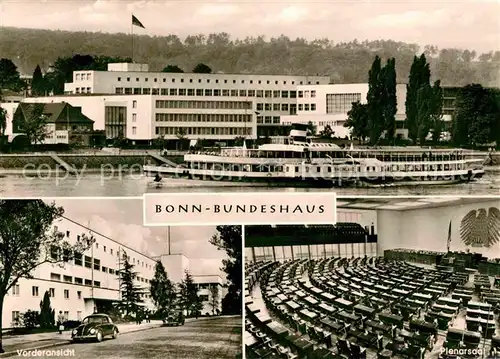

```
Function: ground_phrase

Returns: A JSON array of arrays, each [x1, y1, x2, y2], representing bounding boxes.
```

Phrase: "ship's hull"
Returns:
[[144, 166, 484, 188]]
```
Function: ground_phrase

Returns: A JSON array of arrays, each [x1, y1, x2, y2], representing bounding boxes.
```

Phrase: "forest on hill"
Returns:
[[0, 26, 499, 87]]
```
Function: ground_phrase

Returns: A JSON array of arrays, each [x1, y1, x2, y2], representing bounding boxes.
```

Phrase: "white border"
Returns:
[[142, 192, 337, 226]]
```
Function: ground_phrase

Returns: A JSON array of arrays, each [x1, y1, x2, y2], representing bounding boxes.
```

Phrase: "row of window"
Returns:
[[116, 75, 321, 86], [155, 126, 252, 136], [298, 90, 317, 98], [298, 103, 317, 111], [13, 310, 76, 323], [75, 87, 92, 94], [156, 100, 251, 110], [155, 113, 252, 123], [116, 88, 300, 98], [51, 229, 155, 271], [50, 252, 151, 283], [247, 242, 377, 262], [24, 284, 151, 300], [256, 116, 281, 124], [326, 93, 362, 114], [75, 73, 92, 81]]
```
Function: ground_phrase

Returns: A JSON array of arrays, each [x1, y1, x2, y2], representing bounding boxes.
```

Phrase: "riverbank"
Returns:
[[0, 149, 497, 173]]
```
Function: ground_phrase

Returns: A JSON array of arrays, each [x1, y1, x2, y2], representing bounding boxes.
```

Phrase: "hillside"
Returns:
[[1, 27, 499, 87]]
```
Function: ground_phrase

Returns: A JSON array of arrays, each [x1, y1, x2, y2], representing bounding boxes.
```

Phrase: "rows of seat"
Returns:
[[245, 255, 500, 359]]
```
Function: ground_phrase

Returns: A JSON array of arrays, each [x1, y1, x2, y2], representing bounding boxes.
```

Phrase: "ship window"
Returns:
[[328, 167, 332, 173], [306, 167, 309, 173], [317, 167, 321, 172], [295, 166, 299, 172]]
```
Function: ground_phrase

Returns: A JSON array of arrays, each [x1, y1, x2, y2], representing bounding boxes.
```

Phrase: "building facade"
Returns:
[[280, 83, 452, 139], [12, 102, 95, 145], [6, 218, 225, 329], [63, 63, 331, 138], [6, 215, 157, 330], [156, 253, 224, 315]]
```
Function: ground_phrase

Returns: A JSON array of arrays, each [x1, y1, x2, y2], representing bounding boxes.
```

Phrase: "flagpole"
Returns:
[[131, 14, 134, 63]]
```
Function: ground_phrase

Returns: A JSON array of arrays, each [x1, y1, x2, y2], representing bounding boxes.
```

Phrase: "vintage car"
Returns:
[[163, 311, 185, 326], [71, 314, 119, 342]]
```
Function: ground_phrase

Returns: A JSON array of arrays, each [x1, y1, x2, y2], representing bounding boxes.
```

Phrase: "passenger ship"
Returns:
[[143, 124, 485, 187]]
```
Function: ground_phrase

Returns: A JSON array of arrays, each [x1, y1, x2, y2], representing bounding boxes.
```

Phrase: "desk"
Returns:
[[255, 312, 272, 325], [320, 292, 335, 302], [335, 298, 353, 310], [311, 286, 323, 295], [436, 297, 461, 307], [304, 296, 319, 306], [247, 303, 261, 314], [468, 301, 491, 311], [466, 308, 494, 320], [412, 293, 432, 301], [320, 318, 343, 332], [276, 293, 287, 302], [266, 321, 289, 339], [300, 309, 318, 321], [318, 303, 336, 314], [245, 331, 258, 348], [295, 290, 307, 298], [286, 300, 301, 311], [354, 304, 376, 317], [337, 310, 360, 323], [286, 334, 313, 353]]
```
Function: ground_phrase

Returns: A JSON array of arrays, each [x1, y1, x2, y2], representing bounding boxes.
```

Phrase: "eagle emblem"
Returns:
[[460, 207, 500, 247]]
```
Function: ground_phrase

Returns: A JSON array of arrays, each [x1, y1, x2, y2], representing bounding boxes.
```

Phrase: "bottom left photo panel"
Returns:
[[0, 198, 242, 358]]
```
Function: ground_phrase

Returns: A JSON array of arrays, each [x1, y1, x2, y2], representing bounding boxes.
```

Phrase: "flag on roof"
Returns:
[[132, 14, 145, 29]]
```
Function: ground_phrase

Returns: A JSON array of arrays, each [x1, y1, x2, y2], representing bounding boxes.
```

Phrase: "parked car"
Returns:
[[71, 314, 119, 342], [163, 311, 185, 326]]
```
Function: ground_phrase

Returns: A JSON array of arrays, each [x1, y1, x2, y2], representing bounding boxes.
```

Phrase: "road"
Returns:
[[54, 316, 241, 359]]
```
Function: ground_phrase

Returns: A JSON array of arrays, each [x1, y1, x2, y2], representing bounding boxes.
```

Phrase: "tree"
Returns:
[[0, 200, 92, 352], [179, 270, 199, 316], [150, 261, 177, 318], [0, 59, 23, 91], [0, 106, 7, 137], [452, 84, 500, 147], [162, 65, 184, 73], [345, 101, 369, 142], [209, 225, 242, 315], [193, 297, 204, 317], [193, 63, 212, 73], [15, 103, 50, 144], [31, 65, 46, 96], [319, 124, 334, 139], [306, 121, 317, 136], [39, 291, 55, 329], [366, 55, 384, 144], [209, 285, 219, 315], [116, 252, 144, 317], [381, 58, 397, 142], [405, 54, 432, 143], [430, 80, 444, 143]]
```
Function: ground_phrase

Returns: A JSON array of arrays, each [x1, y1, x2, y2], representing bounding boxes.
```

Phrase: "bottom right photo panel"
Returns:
[[245, 197, 500, 359]]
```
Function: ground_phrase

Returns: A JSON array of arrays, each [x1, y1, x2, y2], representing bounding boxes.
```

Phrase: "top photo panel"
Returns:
[[0, 0, 499, 197]]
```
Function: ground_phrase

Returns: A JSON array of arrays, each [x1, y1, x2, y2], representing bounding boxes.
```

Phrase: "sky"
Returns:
[[45, 198, 231, 279], [0, 0, 499, 53]]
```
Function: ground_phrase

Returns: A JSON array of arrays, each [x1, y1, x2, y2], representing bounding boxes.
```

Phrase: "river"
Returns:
[[0, 169, 499, 197]]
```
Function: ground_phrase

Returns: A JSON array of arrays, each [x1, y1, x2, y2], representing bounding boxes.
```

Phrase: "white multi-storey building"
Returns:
[[155, 253, 224, 315], [61, 62, 331, 139], [281, 83, 452, 139], [6, 215, 156, 329], [5, 218, 225, 329]]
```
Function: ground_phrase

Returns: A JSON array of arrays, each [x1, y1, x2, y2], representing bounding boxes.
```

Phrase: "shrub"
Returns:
[[22, 310, 40, 329]]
